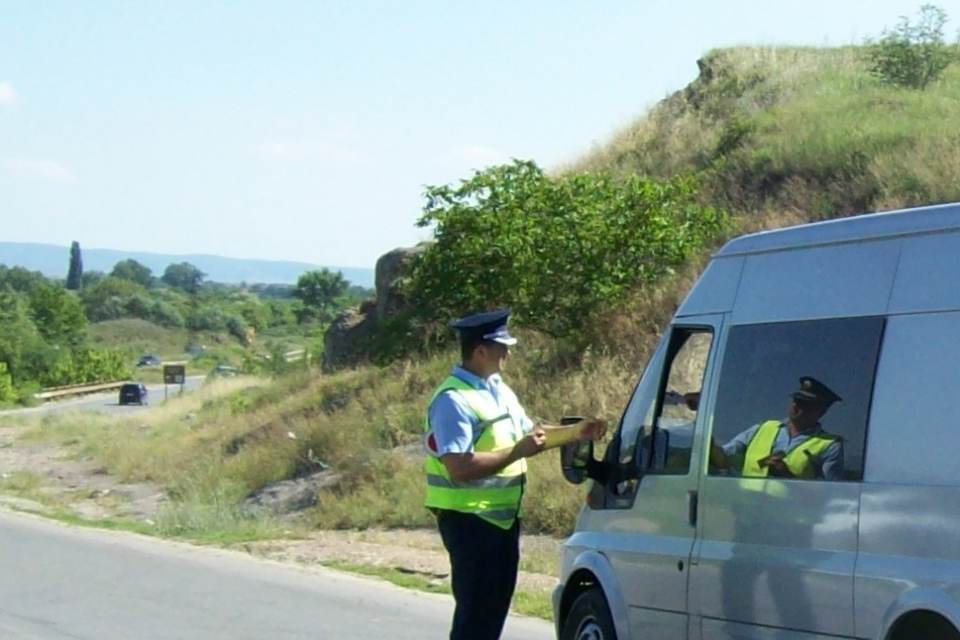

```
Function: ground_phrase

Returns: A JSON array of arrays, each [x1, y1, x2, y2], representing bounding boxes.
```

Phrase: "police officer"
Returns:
[[423, 308, 604, 640], [710, 376, 844, 480]]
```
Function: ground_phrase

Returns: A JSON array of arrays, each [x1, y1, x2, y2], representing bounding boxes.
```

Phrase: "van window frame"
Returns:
[[589, 323, 714, 509]]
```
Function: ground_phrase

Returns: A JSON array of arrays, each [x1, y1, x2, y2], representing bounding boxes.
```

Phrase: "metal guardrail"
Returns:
[[33, 380, 128, 400]]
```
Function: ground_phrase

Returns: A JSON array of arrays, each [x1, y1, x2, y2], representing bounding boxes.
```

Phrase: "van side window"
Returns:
[[591, 327, 713, 508], [709, 317, 884, 482], [653, 330, 712, 474]]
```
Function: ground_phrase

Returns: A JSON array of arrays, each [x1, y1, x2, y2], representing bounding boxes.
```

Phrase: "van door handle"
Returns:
[[687, 490, 698, 527]]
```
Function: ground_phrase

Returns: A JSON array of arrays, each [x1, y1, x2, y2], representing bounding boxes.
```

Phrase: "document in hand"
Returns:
[[544, 420, 587, 450]]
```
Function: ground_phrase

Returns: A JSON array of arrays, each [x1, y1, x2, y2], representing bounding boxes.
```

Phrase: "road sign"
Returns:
[[163, 364, 186, 385]]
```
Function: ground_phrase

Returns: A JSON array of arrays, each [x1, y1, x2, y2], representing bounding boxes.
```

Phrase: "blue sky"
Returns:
[[1, 1, 954, 269]]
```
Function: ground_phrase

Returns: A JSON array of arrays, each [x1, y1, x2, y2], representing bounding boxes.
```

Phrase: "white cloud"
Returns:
[[0, 82, 16, 105], [4, 159, 77, 183], [254, 139, 366, 164], [443, 145, 510, 169]]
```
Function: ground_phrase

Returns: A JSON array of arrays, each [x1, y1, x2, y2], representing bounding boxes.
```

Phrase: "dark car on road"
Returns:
[[136, 355, 161, 367], [118, 383, 148, 406]]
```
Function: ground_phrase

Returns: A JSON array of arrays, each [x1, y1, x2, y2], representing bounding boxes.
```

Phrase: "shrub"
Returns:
[[866, 4, 956, 89], [406, 160, 727, 345]]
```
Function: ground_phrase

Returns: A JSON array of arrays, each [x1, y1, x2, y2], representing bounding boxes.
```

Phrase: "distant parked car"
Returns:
[[186, 344, 206, 358], [136, 355, 161, 367], [208, 365, 240, 378], [118, 383, 148, 406]]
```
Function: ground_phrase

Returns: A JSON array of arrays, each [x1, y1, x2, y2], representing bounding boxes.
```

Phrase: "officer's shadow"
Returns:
[[719, 479, 831, 639]]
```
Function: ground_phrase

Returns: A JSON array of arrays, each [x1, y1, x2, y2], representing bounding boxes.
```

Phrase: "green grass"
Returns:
[[320, 560, 554, 620], [565, 46, 960, 221]]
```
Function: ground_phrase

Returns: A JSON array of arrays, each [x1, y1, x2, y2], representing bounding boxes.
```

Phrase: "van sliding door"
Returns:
[[690, 316, 884, 640]]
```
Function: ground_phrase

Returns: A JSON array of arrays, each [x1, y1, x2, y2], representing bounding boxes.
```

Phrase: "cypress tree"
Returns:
[[66, 241, 83, 290]]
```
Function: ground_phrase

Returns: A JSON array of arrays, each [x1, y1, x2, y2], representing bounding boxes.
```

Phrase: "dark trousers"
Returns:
[[436, 511, 520, 640]]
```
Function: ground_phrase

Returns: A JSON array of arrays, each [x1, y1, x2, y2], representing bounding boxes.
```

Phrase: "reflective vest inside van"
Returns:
[[742, 420, 837, 479], [423, 375, 526, 529]]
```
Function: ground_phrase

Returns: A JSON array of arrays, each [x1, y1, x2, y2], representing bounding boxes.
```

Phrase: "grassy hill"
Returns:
[[19, 43, 960, 571], [566, 46, 960, 228]]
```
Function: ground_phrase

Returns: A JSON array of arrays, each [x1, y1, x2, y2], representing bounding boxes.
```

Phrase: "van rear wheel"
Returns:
[[561, 589, 617, 640]]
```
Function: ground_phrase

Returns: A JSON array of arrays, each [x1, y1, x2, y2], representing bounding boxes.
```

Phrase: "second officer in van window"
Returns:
[[710, 376, 844, 480]]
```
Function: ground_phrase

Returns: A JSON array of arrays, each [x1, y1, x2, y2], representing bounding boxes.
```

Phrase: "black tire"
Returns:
[[560, 589, 617, 640]]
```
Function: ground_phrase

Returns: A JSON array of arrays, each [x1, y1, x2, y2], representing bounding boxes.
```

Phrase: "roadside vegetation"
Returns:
[[0, 257, 372, 405], [3, 4, 960, 620]]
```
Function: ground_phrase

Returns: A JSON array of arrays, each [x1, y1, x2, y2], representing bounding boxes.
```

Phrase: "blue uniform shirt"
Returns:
[[428, 366, 533, 456], [722, 420, 844, 481]]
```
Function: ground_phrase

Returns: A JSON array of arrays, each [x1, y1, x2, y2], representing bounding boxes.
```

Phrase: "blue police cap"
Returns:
[[791, 376, 842, 405], [448, 308, 517, 346]]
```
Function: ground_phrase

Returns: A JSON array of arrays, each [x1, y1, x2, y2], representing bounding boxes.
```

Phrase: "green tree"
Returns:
[[161, 262, 205, 293], [408, 160, 726, 342], [110, 259, 154, 288], [80, 276, 142, 322], [66, 241, 83, 290], [0, 265, 47, 295], [0, 288, 54, 385], [27, 282, 88, 347], [867, 4, 956, 89], [81, 270, 106, 288], [293, 268, 349, 324], [0, 362, 15, 403]]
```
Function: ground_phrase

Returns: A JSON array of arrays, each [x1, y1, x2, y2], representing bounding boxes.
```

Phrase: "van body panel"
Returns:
[[676, 256, 744, 317], [715, 202, 960, 257], [691, 478, 858, 638], [730, 240, 901, 325], [857, 486, 960, 638], [572, 467, 699, 640], [888, 231, 960, 313], [865, 312, 960, 485], [858, 580, 960, 640]]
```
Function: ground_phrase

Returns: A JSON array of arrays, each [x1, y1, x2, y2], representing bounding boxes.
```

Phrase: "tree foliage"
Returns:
[[407, 160, 727, 341], [0, 362, 15, 404], [39, 347, 129, 388], [866, 4, 957, 89], [27, 282, 88, 347], [0, 265, 46, 295], [111, 259, 154, 288], [161, 262, 205, 293], [0, 288, 49, 385], [293, 268, 350, 324], [66, 241, 83, 291]]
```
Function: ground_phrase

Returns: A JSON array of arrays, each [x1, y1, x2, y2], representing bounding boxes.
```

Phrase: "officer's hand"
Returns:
[[578, 418, 607, 442], [763, 455, 792, 477], [515, 429, 547, 458]]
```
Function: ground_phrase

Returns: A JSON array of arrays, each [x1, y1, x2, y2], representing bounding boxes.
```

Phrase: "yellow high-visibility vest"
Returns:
[[742, 420, 837, 479], [423, 375, 526, 529]]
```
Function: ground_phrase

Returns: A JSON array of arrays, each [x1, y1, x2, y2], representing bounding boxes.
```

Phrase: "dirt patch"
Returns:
[[0, 420, 562, 595], [233, 529, 561, 594]]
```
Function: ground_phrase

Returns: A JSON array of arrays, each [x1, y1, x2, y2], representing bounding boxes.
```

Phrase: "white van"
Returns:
[[554, 202, 960, 640]]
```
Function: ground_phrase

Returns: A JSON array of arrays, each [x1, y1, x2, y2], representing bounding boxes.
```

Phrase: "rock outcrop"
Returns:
[[322, 242, 431, 372]]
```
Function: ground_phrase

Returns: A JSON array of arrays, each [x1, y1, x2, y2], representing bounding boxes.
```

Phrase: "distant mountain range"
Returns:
[[0, 242, 375, 289]]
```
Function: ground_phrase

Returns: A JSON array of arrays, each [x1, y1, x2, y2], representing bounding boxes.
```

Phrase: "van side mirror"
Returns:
[[560, 439, 594, 485], [558, 415, 608, 485]]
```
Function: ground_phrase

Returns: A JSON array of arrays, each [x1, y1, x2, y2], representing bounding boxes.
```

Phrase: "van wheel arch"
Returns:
[[888, 610, 960, 640], [558, 569, 600, 632], [559, 578, 617, 640]]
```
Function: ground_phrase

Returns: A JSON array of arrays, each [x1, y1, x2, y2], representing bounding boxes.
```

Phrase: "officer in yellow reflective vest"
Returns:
[[709, 376, 844, 480], [424, 308, 605, 640]]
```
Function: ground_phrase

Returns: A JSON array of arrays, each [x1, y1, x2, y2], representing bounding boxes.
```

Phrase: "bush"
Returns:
[[866, 4, 956, 89], [0, 362, 15, 404], [406, 160, 727, 344]]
